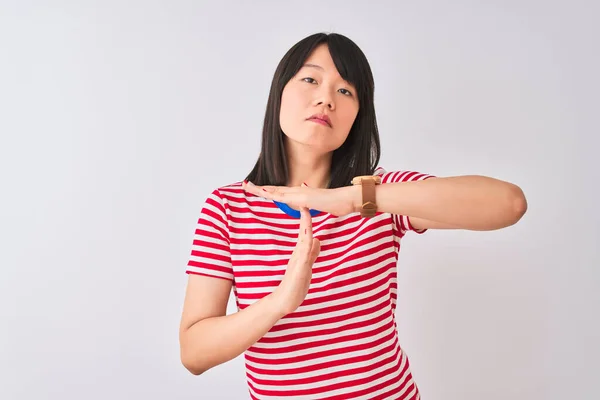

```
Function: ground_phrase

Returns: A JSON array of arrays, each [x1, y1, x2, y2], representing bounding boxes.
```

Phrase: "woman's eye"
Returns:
[[301, 77, 352, 96]]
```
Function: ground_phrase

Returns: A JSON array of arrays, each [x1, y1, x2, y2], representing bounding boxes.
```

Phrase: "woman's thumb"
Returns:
[[309, 239, 321, 262]]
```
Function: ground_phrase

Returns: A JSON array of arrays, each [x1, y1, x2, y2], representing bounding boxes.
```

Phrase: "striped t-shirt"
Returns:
[[186, 167, 435, 399]]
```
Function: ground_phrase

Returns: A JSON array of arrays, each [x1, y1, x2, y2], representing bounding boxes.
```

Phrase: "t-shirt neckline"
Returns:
[[273, 201, 323, 219]]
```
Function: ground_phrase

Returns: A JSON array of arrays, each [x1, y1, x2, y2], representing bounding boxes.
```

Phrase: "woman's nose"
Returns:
[[313, 89, 335, 110]]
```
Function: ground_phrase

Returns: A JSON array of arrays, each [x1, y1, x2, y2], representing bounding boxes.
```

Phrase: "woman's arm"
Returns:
[[179, 274, 285, 375], [242, 175, 527, 231], [359, 175, 527, 231], [180, 208, 320, 375]]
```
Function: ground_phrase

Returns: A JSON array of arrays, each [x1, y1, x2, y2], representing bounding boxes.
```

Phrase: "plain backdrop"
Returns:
[[1, 0, 598, 399]]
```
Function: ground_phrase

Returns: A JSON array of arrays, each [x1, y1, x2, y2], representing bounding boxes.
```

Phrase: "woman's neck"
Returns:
[[285, 141, 332, 189]]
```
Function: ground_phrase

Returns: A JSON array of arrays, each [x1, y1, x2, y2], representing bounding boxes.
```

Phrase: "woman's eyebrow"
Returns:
[[300, 63, 353, 87], [302, 63, 324, 70]]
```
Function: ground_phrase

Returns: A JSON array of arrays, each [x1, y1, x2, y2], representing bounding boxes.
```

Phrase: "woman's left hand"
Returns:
[[243, 181, 359, 217]]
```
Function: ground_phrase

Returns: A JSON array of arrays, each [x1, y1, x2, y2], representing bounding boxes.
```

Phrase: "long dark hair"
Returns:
[[245, 32, 380, 189]]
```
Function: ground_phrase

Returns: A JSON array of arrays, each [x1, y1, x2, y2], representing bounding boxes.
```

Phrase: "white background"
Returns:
[[1, 0, 598, 399]]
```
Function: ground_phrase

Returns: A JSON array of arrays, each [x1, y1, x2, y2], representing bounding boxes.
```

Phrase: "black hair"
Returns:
[[245, 32, 380, 189]]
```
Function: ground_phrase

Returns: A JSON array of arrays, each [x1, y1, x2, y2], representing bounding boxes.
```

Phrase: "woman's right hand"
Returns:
[[273, 207, 321, 316], [180, 208, 319, 374]]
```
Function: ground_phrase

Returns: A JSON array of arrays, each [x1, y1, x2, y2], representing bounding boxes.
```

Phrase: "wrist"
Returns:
[[347, 184, 363, 214], [266, 289, 291, 319], [349, 175, 383, 217]]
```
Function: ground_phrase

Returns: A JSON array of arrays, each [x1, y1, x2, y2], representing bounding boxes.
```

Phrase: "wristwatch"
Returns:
[[351, 175, 382, 218]]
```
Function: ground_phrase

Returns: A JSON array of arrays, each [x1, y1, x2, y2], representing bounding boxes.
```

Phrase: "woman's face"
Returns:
[[279, 44, 359, 155]]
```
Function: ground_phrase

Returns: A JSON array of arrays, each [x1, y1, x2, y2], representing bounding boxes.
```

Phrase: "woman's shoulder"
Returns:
[[195, 181, 248, 223], [373, 165, 436, 182], [204, 180, 246, 202], [374, 165, 387, 175]]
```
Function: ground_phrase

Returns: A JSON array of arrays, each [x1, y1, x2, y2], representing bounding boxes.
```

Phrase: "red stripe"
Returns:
[[263, 296, 393, 336], [249, 316, 395, 355], [200, 208, 229, 242], [189, 249, 230, 265], [234, 253, 394, 290], [245, 329, 396, 366], [247, 344, 401, 386], [185, 271, 232, 281], [246, 345, 408, 397], [230, 226, 299, 238], [258, 299, 390, 344], [237, 266, 395, 303], [245, 335, 399, 376], [232, 229, 395, 275], [191, 237, 229, 253], [376, 379, 418, 400], [186, 262, 231, 275], [237, 280, 396, 320], [287, 281, 395, 318], [310, 354, 413, 400], [251, 286, 395, 338]]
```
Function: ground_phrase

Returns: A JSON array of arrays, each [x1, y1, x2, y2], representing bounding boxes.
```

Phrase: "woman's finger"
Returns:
[[298, 207, 313, 248]]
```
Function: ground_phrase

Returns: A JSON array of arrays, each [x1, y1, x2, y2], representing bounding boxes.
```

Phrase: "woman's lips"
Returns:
[[308, 118, 331, 127]]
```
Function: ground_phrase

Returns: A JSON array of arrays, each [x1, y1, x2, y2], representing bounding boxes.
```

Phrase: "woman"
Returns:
[[179, 32, 527, 399]]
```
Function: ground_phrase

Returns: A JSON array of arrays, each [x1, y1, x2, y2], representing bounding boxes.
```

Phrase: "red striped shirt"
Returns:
[[186, 167, 434, 399]]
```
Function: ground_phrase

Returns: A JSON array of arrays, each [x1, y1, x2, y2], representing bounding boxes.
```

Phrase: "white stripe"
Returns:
[[246, 323, 396, 361], [235, 244, 396, 292], [248, 340, 398, 382], [254, 307, 393, 349], [191, 232, 228, 247], [247, 346, 406, 397], [198, 203, 229, 233], [233, 225, 396, 275], [238, 266, 396, 314], [186, 266, 232, 280]]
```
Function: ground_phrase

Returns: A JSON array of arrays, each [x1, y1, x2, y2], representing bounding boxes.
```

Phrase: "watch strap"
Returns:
[[360, 178, 378, 218], [351, 176, 381, 218]]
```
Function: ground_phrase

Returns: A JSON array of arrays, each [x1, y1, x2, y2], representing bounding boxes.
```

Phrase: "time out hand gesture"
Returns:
[[272, 207, 321, 315]]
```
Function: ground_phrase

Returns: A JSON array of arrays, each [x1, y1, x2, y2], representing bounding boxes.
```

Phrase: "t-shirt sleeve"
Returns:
[[185, 189, 233, 281], [374, 166, 436, 236]]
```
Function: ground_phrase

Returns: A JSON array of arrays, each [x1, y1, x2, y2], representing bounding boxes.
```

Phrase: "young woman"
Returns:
[[179, 32, 527, 399]]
